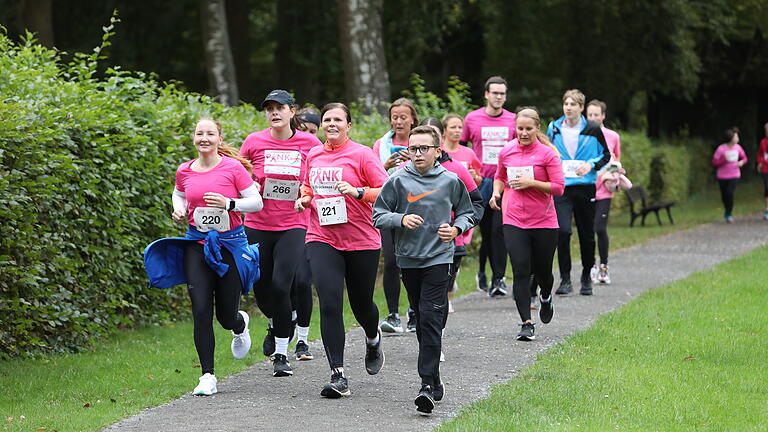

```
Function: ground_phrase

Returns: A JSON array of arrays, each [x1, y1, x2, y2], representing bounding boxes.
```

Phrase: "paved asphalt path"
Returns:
[[104, 214, 768, 432]]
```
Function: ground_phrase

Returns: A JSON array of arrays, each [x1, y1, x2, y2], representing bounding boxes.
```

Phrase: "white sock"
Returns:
[[297, 326, 309, 343], [275, 337, 289, 356], [367, 333, 380, 346], [292, 310, 298, 321], [333, 367, 345, 377], [268, 318, 274, 328], [540, 295, 551, 303]]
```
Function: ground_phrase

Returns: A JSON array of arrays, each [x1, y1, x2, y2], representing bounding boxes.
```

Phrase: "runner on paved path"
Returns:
[[712, 127, 748, 224]]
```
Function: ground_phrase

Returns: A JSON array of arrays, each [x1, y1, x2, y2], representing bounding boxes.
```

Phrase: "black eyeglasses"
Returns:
[[408, 145, 438, 155]]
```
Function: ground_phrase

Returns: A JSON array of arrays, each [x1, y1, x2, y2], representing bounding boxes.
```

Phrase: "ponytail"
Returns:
[[537, 132, 560, 157]]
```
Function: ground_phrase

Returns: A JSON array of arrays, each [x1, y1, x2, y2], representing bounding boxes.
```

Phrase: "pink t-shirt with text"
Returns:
[[175, 155, 254, 230], [304, 140, 389, 251], [239, 129, 321, 231], [495, 139, 564, 229], [461, 108, 517, 178]]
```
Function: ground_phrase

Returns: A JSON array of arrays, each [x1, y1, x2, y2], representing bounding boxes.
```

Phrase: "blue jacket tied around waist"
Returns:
[[143, 225, 260, 293]]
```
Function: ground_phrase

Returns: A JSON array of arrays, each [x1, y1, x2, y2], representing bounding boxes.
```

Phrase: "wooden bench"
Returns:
[[624, 186, 676, 227]]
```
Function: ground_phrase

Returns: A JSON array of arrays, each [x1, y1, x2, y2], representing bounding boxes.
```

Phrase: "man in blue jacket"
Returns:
[[547, 89, 610, 296]]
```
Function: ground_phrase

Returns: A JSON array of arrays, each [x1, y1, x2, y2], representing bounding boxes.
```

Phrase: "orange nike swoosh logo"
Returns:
[[407, 188, 440, 203]]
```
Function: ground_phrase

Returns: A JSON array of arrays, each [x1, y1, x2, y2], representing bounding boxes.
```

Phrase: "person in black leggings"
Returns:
[[291, 247, 314, 360]]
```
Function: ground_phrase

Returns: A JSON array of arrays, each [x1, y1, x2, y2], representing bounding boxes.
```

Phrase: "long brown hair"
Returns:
[[196, 117, 253, 173], [515, 108, 560, 157]]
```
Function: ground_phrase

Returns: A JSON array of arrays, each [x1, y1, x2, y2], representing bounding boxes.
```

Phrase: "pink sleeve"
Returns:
[[454, 164, 477, 193], [233, 161, 255, 191], [712, 146, 724, 166], [495, 159, 507, 183], [546, 152, 565, 196], [471, 153, 482, 172], [239, 136, 253, 161], [739, 146, 748, 163], [175, 165, 185, 192], [362, 150, 389, 187]]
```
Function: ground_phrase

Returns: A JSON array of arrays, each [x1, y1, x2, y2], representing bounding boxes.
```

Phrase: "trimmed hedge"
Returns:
[[0, 28, 712, 357]]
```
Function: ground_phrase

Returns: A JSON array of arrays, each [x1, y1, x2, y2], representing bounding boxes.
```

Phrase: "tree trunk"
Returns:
[[199, 0, 239, 106], [337, 0, 390, 112], [22, 0, 54, 48], [225, 0, 253, 104]]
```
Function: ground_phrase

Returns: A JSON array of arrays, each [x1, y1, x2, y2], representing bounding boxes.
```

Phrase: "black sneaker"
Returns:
[[262, 327, 275, 356], [415, 385, 435, 414], [488, 278, 508, 297], [580, 279, 593, 296], [320, 371, 350, 398], [380, 313, 404, 333], [539, 297, 554, 324], [365, 329, 385, 375], [272, 353, 293, 377], [555, 279, 572, 295], [433, 378, 445, 402], [476, 271, 488, 292], [406, 309, 417, 332], [294, 340, 314, 361], [516, 322, 535, 341]]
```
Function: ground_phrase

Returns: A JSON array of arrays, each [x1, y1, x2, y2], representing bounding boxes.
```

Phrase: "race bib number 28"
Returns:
[[193, 207, 230, 232]]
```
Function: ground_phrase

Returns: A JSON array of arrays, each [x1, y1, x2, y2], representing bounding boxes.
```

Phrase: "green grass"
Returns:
[[1, 182, 765, 431], [438, 245, 768, 432]]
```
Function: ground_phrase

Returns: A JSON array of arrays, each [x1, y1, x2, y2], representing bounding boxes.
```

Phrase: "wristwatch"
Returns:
[[356, 188, 365, 199], [227, 199, 236, 211]]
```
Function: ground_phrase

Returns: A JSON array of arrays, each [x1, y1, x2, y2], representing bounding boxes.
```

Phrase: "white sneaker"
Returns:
[[193, 373, 217, 396], [231, 311, 251, 359], [440, 351, 446, 362], [589, 265, 599, 284]]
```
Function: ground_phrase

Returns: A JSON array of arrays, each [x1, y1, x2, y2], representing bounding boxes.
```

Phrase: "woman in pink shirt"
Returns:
[[239, 90, 322, 376], [490, 108, 565, 342], [294, 103, 388, 398], [171, 118, 264, 396], [712, 127, 748, 223]]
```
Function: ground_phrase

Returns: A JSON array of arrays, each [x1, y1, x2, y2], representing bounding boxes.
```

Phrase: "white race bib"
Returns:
[[506, 166, 534, 184], [193, 207, 230, 232], [309, 167, 344, 195], [263, 178, 299, 201], [725, 150, 739, 163], [562, 160, 585, 178], [316, 196, 348, 226], [482, 143, 505, 165]]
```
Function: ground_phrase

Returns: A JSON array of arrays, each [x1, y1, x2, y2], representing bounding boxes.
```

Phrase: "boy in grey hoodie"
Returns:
[[373, 126, 475, 414]]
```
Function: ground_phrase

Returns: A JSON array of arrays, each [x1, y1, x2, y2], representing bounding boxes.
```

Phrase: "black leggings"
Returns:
[[762, 173, 768, 198], [502, 225, 558, 323], [381, 228, 403, 315], [718, 178, 739, 217], [245, 227, 306, 339], [184, 243, 245, 375], [555, 184, 596, 282], [593, 198, 612, 265], [291, 245, 313, 328], [478, 204, 507, 279], [307, 242, 380, 369]]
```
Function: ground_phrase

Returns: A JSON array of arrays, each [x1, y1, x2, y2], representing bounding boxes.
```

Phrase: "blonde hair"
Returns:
[[562, 89, 585, 106], [516, 108, 560, 157], [389, 98, 419, 129], [196, 117, 253, 173]]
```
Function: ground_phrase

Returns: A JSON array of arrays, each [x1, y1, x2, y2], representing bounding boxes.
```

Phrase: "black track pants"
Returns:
[[381, 228, 403, 315], [307, 242, 380, 369], [502, 225, 558, 323], [401, 264, 450, 388], [245, 227, 306, 338], [184, 243, 245, 375]]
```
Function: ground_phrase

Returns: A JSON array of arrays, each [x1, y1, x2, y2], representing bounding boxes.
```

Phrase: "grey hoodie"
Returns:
[[373, 161, 476, 268]]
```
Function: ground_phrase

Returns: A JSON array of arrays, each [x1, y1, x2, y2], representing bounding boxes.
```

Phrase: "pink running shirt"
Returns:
[[239, 129, 321, 231], [461, 108, 517, 178], [304, 140, 389, 251], [712, 143, 747, 180], [175, 155, 254, 230]]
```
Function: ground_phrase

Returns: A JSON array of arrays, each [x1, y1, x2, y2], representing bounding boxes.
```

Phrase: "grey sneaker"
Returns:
[[380, 313, 404, 333], [294, 340, 314, 360], [516, 322, 535, 341], [321, 371, 350, 398], [365, 329, 385, 375]]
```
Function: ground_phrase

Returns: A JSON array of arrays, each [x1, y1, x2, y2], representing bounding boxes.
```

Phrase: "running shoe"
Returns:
[[192, 373, 217, 396], [530, 295, 540, 310], [433, 378, 445, 402], [365, 329, 385, 375], [320, 371, 350, 398], [231, 311, 251, 359], [580, 278, 593, 296], [488, 278, 507, 297], [539, 296, 554, 324], [589, 265, 599, 284], [598, 264, 611, 284], [516, 322, 535, 341], [475, 271, 488, 292], [726, 215, 734, 224], [272, 353, 293, 377], [380, 313, 404, 333], [262, 326, 275, 357], [415, 385, 435, 415], [294, 340, 314, 361], [555, 279, 572, 295], [407, 309, 417, 332]]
